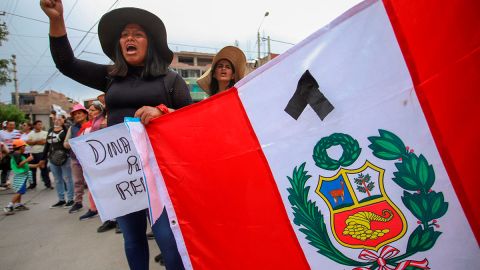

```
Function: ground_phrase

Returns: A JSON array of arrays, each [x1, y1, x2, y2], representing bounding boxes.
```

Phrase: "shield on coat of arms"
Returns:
[[316, 160, 407, 251]]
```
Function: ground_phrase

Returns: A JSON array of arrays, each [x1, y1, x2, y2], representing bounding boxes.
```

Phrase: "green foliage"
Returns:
[[354, 173, 375, 195], [407, 226, 441, 252], [368, 129, 407, 160], [0, 20, 11, 86], [0, 58, 11, 86], [369, 129, 447, 262], [393, 154, 421, 191], [0, 21, 8, 45], [287, 163, 367, 266], [402, 191, 448, 223], [0, 104, 26, 124], [313, 133, 361, 170]]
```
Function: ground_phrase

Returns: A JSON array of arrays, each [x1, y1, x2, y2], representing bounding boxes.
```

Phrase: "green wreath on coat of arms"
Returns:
[[287, 129, 448, 269]]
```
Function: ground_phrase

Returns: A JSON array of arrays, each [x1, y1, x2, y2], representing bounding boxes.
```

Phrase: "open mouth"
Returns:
[[126, 44, 137, 54]]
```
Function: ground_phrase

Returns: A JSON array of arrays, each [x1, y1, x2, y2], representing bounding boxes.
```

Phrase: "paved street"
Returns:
[[0, 182, 164, 270]]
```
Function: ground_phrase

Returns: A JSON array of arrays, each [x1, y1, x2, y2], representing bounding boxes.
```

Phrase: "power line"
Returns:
[[262, 37, 295, 45], [81, 50, 104, 56], [23, 0, 81, 87], [65, 0, 81, 20], [2, 11, 98, 34], [9, 23, 42, 63], [4, 10, 283, 55], [6, 0, 19, 26], [9, 33, 88, 39], [38, 0, 120, 90]]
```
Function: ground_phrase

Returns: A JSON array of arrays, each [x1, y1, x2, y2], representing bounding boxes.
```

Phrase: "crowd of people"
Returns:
[[0, 101, 124, 231], [1, 1, 248, 269]]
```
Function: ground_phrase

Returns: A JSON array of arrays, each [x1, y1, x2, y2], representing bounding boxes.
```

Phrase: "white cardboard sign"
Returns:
[[70, 122, 148, 221]]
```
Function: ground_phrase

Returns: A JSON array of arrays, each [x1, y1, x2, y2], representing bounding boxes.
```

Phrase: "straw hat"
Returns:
[[197, 46, 247, 95], [98, 7, 173, 63]]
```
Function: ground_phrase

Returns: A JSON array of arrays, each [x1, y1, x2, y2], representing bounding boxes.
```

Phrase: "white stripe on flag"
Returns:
[[237, 0, 479, 268]]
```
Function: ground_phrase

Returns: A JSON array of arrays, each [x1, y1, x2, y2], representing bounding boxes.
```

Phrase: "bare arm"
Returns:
[[18, 155, 34, 167], [26, 133, 36, 145], [0, 143, 8, 155], [63, 127, 72, 150], [41, 0, 109, 91], [36, 139, 47, 145], [40, 0, 67, 37]]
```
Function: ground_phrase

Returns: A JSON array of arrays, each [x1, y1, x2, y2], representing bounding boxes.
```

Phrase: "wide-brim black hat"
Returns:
[[98, 7, 173, 64]]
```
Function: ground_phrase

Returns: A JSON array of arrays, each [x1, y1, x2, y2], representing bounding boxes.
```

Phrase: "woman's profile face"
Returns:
[[213, 59, 235, 83], [88, 105, 101, 120], [119, 24, 149, 66]]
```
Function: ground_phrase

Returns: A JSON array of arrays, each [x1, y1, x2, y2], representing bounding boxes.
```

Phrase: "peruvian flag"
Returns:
[[130, 0, 480, 269]]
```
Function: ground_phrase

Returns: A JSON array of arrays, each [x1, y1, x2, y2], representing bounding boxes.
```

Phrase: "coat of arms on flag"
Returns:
[[288, 129, 448, 269]]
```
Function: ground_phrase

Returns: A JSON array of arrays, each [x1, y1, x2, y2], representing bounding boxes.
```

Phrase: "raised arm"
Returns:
[[40, 0, 66, 37], [40, 0, 109, 91]]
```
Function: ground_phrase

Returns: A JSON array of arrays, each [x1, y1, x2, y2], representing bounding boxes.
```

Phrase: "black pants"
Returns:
[[30, 152, 51, 187], [0, 155, 11, 185]]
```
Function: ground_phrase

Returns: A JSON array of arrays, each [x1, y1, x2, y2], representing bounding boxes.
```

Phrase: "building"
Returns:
[[14, 90, 74, 129], [81, 50, 278, 105], [253, 53, 280, 69], [170, 51, 215, 102], [82, 51, 216, 105]]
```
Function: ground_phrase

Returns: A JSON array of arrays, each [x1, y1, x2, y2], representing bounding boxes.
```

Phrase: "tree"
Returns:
[[0, 104, 26, 125], [354, 173, 374, 197], [0, 20, 11, 86]]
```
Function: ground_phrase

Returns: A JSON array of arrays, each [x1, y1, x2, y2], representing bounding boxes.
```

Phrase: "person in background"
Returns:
[[92, 95, 121, 233], [41, 1, 191, 268], [3, 139, 38, 214], [63, 104, 90, 214], [27, 120, 52, 189], [41, 116, 74, 208], [0, 121, 22, 188], [59, 115, 69, 129], [78, 101, 106, 221], [19, 122, 33, 155], [0, 142, 9, 191], [19, 122, 33, 188], [197, 46, 247, 96], [0, 142, 8, 164]]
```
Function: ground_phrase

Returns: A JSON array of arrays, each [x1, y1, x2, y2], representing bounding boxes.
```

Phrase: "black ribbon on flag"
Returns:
[[284, 70, 334, 120]]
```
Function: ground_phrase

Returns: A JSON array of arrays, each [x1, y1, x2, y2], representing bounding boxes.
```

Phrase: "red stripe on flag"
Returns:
[[384, 0, 480, 242], [146, 89, 310, 269]]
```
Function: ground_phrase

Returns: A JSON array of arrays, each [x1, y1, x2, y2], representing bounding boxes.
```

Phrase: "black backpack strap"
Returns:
[[163, 70, 178, 108]]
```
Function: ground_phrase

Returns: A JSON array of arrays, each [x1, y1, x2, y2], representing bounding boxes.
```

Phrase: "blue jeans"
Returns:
[[49, 158, 74, 202], [117, 208, 184, 270]]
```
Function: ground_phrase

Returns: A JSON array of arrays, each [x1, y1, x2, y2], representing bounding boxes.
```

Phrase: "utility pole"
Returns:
[[257, 32, 261, 60], [267, 36, 271, 56], [257, 11, 269, 61], [11, 54, 19, 107]]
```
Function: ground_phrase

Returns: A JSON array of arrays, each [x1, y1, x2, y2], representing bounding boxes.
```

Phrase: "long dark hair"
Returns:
[[209, 59, 236, 96], [108, 32, 169, 78]]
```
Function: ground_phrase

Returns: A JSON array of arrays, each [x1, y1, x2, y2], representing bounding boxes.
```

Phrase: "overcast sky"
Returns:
[[0, 0, 361, 104]]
